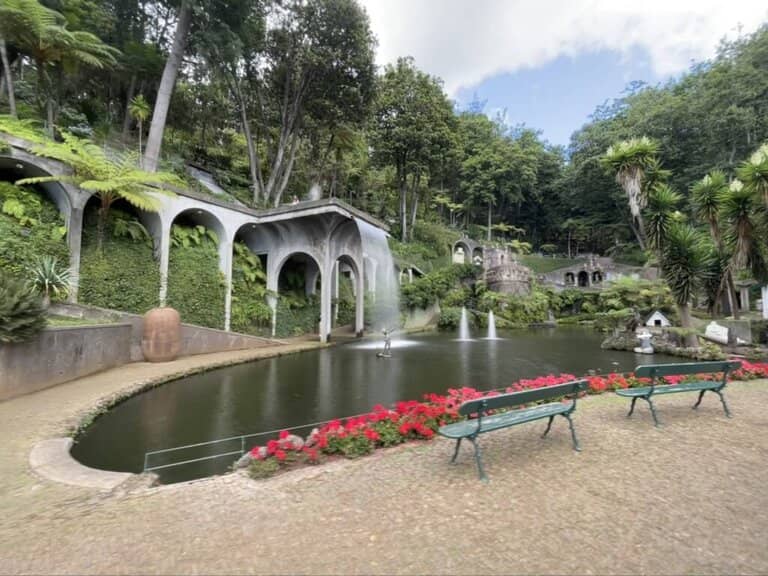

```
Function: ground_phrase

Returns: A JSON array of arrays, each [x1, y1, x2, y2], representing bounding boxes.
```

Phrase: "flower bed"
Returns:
[[243, 362, 768, 479]]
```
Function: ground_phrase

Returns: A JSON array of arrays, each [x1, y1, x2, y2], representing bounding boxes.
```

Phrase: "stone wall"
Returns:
[[0, 324, 132, 401], [50, 303, 278, 361]]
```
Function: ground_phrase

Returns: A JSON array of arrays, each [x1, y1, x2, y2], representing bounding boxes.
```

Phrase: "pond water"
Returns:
[[72, 327, 678, 483]]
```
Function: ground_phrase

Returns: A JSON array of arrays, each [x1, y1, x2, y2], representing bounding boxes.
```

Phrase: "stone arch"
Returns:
[[472, 247, 484, 266], [165, 207, 229, 328], [454, 241, 471, 264], [578, 270, 589, 287], [592, 270, 603, 284], [272, 250, 324, 337], [0, 154, 84, 300], [332, 253, 364, 336], [565, 272, 575, 285]]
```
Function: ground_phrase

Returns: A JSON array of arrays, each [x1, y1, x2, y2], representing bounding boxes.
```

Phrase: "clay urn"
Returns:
[[142, 307, 181, 362]]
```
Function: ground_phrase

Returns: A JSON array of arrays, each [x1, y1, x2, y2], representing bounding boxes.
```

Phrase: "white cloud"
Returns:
[[359, 0, 768, 95]]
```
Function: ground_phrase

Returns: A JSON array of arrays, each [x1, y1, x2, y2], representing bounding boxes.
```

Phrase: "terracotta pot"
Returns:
[[142, 307, 181, 362]]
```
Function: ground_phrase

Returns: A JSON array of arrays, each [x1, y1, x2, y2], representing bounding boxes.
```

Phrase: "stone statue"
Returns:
[[452, 246, 465, 265], [377, 329, 392, 358]]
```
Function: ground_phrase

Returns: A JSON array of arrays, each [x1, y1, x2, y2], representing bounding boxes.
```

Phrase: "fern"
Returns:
[[0, 116, 47, 143]]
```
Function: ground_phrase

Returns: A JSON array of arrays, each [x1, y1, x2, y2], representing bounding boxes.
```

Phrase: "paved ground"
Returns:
[[0, 350, 767, 575]]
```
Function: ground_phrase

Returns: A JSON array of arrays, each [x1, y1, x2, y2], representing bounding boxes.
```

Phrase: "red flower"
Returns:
[[279, 430, 290, 440], [364, 428, 380, 442], [249, 446, 263, 459], [275, 449, 287, 462]]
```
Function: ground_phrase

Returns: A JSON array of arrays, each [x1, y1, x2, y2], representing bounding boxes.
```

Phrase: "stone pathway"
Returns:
[[0, 351, 767, 574]]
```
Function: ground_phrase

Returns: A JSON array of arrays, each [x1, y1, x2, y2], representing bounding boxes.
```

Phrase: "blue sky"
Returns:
[[454, 48, 665, 147], [360, 0, 767, 147]]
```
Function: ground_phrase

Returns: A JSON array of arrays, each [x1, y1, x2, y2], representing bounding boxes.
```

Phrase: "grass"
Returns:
[[520, 255, 585, 273]]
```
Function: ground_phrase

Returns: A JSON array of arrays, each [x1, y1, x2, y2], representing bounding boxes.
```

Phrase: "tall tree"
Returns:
[[371, 57, 454, 241], [143, 0, 193, 172]]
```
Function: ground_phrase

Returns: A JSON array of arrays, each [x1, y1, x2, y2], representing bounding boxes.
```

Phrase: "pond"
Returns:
[[72, 327, 678, 483]]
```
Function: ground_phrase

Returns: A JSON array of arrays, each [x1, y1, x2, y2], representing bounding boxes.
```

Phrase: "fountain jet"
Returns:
[[487, 310, 498, 340], [458, 306, 472, 341]]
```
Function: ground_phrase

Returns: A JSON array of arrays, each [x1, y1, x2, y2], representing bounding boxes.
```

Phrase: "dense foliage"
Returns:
[[0, 272, 47, 343], [166, 223, 225, 328], [0, 182, 68, 278]]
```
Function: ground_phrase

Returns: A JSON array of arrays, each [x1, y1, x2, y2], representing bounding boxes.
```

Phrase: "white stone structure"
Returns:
[[644, 310, 671, 328], [0, 134, 391, 343]]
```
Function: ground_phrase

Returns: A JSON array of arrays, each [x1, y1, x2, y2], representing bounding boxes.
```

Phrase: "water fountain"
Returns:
[[356, 219, 399, 331], [486, 310, 498, 340], [458, 306, 472, 341]]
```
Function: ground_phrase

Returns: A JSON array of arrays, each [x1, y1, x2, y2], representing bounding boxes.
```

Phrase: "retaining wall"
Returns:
[[0, 324, 132, 401]]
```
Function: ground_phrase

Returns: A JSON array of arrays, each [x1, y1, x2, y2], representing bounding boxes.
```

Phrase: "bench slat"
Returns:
[[458, 380, 587, 416], [616, 380, 721, 397], [634, 361, 740, 378], [439, 402, 568, 438]]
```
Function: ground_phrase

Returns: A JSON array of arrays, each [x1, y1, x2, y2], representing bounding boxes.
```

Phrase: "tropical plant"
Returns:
[[644, 183, 682, 253], [170, 224, 218, 248], [128, 94, 151, 165], [660, 224, 716, 347], [28, 255, 70, 306], [0, 272, 47, 343], [16, 132, 179, 249], [111, 211, 151, 244], [719, 179, 763, 276], [737, 143, 768, 208], [690, 170, 737, 316], [602, 137, 661, 249]]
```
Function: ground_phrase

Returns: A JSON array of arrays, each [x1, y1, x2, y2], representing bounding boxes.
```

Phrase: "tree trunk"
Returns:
[[137, 119, 143, 167], [726, 271, 740, 320], [143, 0, 193, 172], [121, 73, 137, 140], [273, 135, 300, 207], [0, 37, 17, 118], [677, 303, 698, 347], [409, 172, 420, 241], [487, 202, 492, 241], [399, 169, 407, 243], [567, 230, 572, 259]]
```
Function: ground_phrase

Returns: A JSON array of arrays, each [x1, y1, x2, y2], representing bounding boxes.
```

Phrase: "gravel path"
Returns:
[[0, 354, 766, 575]]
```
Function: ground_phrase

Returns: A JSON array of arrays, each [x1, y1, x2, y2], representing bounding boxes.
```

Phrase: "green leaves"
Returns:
[[28, 255, 70, 299], [0, 273, 47, 343], [661, 224, 717, 307]]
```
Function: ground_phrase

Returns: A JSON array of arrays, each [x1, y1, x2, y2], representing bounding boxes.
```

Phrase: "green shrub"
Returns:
[[78, 214, 159, 314], [166, 225, 226, 329], [248, 458, 280, 479], [0, 182, 68, 280], [401, 264, 477, 309], [438, 306, 464, 330], [230, 241, 271, 335], [0, 273, 47, 343]]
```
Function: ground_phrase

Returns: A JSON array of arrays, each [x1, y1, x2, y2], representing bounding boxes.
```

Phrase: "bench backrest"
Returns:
[[635, 361, 741, 379], [458, 380, 588, 417]]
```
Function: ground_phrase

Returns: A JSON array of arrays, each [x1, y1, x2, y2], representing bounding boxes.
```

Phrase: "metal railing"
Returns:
[[143, 416, 358, 474]]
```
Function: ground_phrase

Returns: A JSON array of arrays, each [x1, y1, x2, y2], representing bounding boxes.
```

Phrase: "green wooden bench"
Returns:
[[617, 361, 742, 426], [437, 380, 588, 481]]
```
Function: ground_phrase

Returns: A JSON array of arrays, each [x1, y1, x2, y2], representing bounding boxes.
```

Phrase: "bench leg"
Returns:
[[467, 436, 487, 482], [692, 390, 706, 410], [562, 413, 581, 452], [541, 415, 555, 438], [450, 438, 463, 463], [627, 397, 638, 417], [643, 396, 661, 427], [715, 390, 732, 418]]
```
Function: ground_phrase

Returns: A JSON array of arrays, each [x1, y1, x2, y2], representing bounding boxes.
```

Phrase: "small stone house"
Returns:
[[645, 310, 671, 328]]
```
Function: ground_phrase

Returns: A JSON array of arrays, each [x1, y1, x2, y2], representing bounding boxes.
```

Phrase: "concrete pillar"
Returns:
[[740, 287, 750, 312], [157, 218, 172, 307], [332, 260, 339, 324], [266, 261, 279, 338], [355, 263, 365, 337], [66, 206, 83, 303], [220, 237, 233, 331], [306, 265, 320, 296], [408, 268, 413, 284], [319, 261, 332, 343], [762, 286, 768, 319]]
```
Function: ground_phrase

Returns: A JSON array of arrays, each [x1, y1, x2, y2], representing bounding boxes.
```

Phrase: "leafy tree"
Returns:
[[371, 57, 455, 241], [737, 142, 768, 207]]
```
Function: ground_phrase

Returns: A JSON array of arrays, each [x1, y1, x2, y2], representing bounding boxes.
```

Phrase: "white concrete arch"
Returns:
[[332, 253, 365, 336]]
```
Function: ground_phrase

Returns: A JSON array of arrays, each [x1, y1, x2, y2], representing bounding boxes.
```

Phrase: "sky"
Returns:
[[359, 0, 768, 146]]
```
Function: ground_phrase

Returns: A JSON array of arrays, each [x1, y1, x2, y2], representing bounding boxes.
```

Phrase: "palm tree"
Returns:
[[128, 94, 151, 166], [691, 170, 739, 317], [0, 0, 60, 119], [719, 179, 766, 283], [602, 137, 660, 249], [661, 223, 717, 347], [16, 132, 179, 249], [737, 143, 768, 208]]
